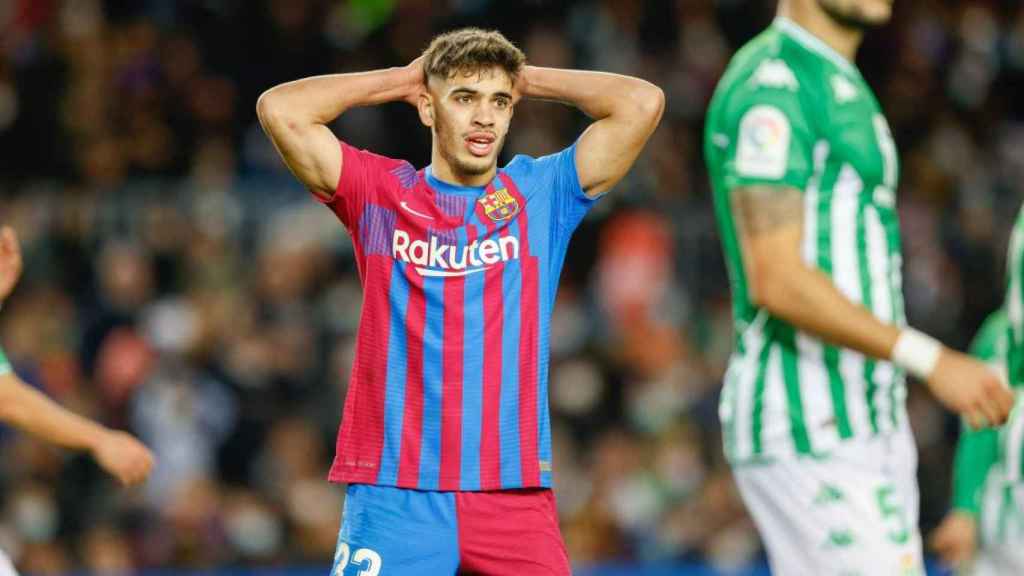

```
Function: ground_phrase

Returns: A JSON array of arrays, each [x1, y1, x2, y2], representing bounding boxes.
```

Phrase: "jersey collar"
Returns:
[[424, 165, 490, 198], [773, 17, 859, 77]]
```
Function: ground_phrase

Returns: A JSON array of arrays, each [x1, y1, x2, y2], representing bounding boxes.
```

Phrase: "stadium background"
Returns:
[[0, 0, 1022, 574]]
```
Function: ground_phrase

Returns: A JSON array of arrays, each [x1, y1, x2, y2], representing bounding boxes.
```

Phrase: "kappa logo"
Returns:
[[831, 74, 858, 104], [749, 59, 799, 91], [813, 484, 846, 505], [479, 188, 520, 221], [825, 529, 856, 549]]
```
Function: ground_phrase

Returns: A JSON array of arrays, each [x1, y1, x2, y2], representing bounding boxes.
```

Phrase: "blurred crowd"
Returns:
[[1, 0, 1024, 573]]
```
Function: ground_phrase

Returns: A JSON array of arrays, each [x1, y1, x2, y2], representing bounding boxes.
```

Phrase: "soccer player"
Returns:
[[703, 0, 1014, 573], [0, 226, 154, 576], [257, 28, 663, 575], [931, 308, 1019, 575]]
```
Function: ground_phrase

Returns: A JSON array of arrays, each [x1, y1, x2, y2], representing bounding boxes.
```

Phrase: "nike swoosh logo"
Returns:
[[415, 266, 489, 278], [400, 201, 434, 220]]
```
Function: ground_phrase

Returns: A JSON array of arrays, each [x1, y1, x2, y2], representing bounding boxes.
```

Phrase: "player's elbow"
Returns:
[[641, 84, 666, 123], [746, 253, 800, 314], [627, 82, 665, 132], [256, 89, 285, 127]]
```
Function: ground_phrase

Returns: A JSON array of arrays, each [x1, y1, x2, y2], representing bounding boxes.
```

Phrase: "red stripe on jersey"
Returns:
[[439, 227, 471, 490], [478, 185, 504, 490], [500, 174, 540, 486], [329, 254, 392, 483], [397, 266, 426, 486]]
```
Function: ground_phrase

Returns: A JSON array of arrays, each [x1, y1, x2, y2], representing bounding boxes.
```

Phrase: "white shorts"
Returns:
[[0, 550, 16, 576], [966, 476, 1024, 575], [733, 426, 924, 576]]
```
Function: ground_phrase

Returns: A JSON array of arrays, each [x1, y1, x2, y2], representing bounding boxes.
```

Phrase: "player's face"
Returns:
[[426, 67, 515, 179], [816, 0, 893, 29]]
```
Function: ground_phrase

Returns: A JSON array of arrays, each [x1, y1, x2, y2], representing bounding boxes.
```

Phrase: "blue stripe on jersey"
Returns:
[[377, 261, 411, 485], [499, 219, 523, 488], [419, 251, 446, 490], [530, 201, 555, 486], [460, 222, 485, 491]]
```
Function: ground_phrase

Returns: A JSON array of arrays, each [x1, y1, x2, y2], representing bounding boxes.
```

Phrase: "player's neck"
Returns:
[[430, 153, 497, 188], [778, 3, 863, 62]]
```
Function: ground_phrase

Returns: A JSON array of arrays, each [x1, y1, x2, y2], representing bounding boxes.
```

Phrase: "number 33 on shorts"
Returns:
[[332, 543, 382, 576]]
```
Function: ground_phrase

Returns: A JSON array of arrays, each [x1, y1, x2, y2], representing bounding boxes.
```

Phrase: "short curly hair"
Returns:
[[422, 28, 525, 83]]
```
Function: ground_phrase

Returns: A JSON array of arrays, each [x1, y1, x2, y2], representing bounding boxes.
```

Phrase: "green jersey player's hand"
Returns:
[[90, 429, 156, 487], [930, 510, 977, 569], [0, 226, 22, 302]]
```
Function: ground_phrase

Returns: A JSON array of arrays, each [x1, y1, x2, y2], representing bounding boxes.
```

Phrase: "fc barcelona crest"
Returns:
[[479, 188, 520, 221]]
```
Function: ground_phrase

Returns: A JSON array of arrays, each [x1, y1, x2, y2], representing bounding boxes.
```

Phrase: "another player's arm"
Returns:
[[256, 59, 425, 199], [930, 423, 996, 566], [516, 66, 664, 197], [0, 372, 153, 486], [931, 311, 1007, 566], [0, 226, 153, 487], [733, 185, 1013, 428]]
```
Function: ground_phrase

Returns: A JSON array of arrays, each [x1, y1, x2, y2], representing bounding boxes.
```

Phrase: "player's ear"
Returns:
[[417, 92, 434, 128]]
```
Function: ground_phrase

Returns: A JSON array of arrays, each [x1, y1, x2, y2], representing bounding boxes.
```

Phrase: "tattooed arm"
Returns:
[[734, 185, 1012, 428]]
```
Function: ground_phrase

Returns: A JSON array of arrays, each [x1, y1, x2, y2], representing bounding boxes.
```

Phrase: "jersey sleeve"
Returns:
[[952, 425, 998, 515], [319, 141, 408, 230], [1007, 213, 1024, 389], [533, 141, 596, 235], [717, 69, 817, 193], [952, 309, 1010, 515], [0, 346, 11, 375]]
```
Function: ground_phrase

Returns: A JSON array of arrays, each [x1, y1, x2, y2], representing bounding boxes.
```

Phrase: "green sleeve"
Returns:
[[0, 346, 9, 375], [952, 424, 999, 515], [718, 62, 817, 193], [952, 309, 1009, 515]]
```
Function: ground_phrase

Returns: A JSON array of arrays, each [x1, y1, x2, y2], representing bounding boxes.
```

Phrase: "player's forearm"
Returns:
[[520, 66, 663, 122], [0, 374, 108, 453], [952, 423, 999, 515], [257, 67, 419, 127], [754, 262, 902, 360]]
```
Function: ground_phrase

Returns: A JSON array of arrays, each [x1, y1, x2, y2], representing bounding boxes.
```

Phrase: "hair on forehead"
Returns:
[[422, 28, 526, 83]]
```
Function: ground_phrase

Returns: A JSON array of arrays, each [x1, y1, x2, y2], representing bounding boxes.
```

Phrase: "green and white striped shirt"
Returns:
[[705, 18, 906, 463], [1000, 208, 1024, 482]]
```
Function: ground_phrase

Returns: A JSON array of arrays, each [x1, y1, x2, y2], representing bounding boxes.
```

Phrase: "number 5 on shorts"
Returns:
[[875, 485, 910, 545], [333, 543, 382, 576]]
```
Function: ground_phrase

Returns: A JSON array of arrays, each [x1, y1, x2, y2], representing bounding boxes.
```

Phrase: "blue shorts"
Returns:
[[331, 484, 569, 575]]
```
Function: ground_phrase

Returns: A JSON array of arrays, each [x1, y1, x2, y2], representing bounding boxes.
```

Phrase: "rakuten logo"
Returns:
[[393, 230, 519, 277]]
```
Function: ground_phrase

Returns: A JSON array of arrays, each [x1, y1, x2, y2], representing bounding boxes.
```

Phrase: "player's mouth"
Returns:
[[465, 132, 496, 157]]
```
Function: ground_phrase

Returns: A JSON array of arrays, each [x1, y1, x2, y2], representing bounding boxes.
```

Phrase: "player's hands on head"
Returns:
[[0, 226, 23, 302], [92, 430, 155, 487], [404, 55, 426, 107], [930, 510, 977, 568], [512, 64, 531, 104], [926, 349, 1014, 429]]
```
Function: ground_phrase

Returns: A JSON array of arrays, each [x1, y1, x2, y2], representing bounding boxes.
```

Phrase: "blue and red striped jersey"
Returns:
[[322, 141, 596, 491]]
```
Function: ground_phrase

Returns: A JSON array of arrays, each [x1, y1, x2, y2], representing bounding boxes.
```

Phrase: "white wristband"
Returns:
[[891, 328, 943, 380]]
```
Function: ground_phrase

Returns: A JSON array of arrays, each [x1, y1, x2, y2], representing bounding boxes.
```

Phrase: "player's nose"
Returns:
[[472, 106, 495, 127]]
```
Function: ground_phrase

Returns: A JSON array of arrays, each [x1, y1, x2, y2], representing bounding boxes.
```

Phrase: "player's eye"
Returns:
[[495, 98, 510, 109], [456, 94, 473, 104]]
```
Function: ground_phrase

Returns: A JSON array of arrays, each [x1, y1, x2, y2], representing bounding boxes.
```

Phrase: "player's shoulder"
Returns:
[[343, 141, 418, 185], [711, 26, 826, 119], [502, 146, 575, 183]]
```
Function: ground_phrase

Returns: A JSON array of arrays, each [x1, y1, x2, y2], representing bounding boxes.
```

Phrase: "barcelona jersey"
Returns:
[[322, 140, 596, 491]]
